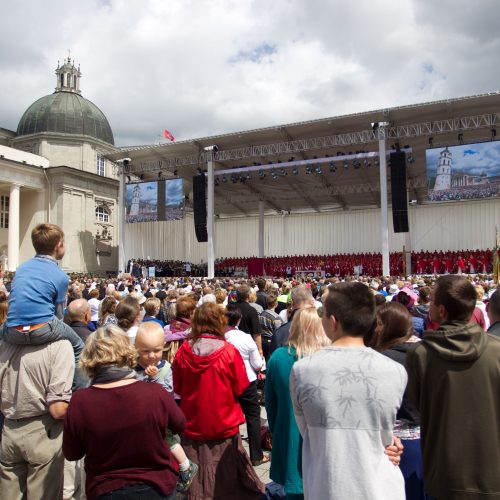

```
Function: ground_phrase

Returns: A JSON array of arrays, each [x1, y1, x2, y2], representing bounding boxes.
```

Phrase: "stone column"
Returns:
[[7, 183, 21, 271]]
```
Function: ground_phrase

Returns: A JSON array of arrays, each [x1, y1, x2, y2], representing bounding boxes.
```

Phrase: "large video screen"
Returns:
[[126, 182, 158, 223], [165, 178, 185, 220], [426, 141, 500, 202], [125, 179, 185, 223]]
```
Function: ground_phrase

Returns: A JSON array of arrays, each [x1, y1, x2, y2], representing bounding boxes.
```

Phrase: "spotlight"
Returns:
[[374, 159, 379, 167], [292, 167, 299, 175], [126, 175, 131, 182], [491, 128, 497, 140], [343, 161, 349, 169], [371, 122, 379, 131], [231, 175, 238, 184], [329, 161, 336, 173], [428, 137, 434, 147], [288, 157, 295, 162], [246, 172, 252, 180], [203, 145, 219, 152], [407, 154, 415, 164], [173, 169, 178, 176], [271, 170, 278, 180], [353, 160, 361, 169], [139, 174, 145, 180], [280, 168, 287, 176], [158, 171, 163, 179], [259, 169, 266, 179], [315, 165, 322, 174], [363, 159, 370, 167], [222, 175, 227, 183], [305, 166, 312, 174], [214, 177, 220, 186], [458, 133, 464, 144], [239, 175, 246, 183]]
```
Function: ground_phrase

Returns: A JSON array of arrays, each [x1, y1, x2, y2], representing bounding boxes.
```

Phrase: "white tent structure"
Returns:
[[108, 92, 500, 277]]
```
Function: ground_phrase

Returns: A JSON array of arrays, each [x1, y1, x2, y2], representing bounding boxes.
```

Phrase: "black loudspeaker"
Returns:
[[390, 151, 409, 233], [192, 175, 208, 242]]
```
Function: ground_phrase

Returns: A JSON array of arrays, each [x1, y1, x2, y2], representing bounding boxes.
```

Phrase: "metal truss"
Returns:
[[120, 111, 500, 175]]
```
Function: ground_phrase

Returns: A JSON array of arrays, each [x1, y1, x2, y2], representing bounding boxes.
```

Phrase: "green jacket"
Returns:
[[265, 346, 303, 494], [406, 321, 500, 500]]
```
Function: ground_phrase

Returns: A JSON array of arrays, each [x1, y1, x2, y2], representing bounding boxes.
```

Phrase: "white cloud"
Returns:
[[1, 0, 499, 146]]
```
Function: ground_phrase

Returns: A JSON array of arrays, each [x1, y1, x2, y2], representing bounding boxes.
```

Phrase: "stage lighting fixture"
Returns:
[[329, 162, 336, 172], [158, 171, 163, 179], [491, 128, 497, 139], [374, 158, 380, 167], [231, 175, 238, 184], [288, 157, 295, 162], [428, 137, 434, 147], [407, 154, 415, 164], [292, 167, 299, 175], [173, 169, 178, 176], [259, 169, 266, 179], [363, 159, 370, 167], [305, 166, 312, 174], [353, 160, 361, 169], [343, 161, 349, 169], [214, 177, 219, 186], [203, 145, 219, 152], [239, 175, 246, 183], [139, 174, 145, 180], [222, 175, 227, 183], [246, 172, 252, 180], [126, 175, 131, 182], [315, 165, 323, 174], [458, 133, 464, 144], [280, 168, 287, 176], [371, 122, 379, 131], [271, 170, 278, 180]]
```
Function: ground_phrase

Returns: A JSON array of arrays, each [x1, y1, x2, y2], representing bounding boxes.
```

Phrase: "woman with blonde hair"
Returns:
[[63, 325, 185, 499], [265, 306, 331, 499]]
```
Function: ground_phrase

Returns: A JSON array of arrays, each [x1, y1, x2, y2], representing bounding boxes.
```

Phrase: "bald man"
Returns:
[[67, 298, 92, 343]]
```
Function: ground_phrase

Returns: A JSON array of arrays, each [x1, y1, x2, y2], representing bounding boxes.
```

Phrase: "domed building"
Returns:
[[0, 57, 119, 273]]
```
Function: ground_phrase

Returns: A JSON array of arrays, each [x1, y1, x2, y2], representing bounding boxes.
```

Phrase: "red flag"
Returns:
[[163, 129, 175, 141]]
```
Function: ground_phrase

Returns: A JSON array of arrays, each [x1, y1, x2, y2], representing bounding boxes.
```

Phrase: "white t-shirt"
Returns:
[[88, 297, 101, 322], [225, 328, 263, 383]]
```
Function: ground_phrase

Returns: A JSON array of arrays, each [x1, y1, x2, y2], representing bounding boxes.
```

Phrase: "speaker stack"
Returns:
[[192, 175, 208, 242], [390, 151, 409, 233]]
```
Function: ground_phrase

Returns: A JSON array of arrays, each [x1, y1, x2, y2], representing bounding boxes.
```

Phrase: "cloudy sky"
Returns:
[[1, 0, 499, 147]]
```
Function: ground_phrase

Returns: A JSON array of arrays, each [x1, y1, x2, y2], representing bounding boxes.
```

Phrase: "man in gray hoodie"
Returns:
[[406, 275, 500, 500]]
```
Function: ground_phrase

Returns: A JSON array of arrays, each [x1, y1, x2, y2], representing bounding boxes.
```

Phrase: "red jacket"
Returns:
[[172, 337, 249, 440]]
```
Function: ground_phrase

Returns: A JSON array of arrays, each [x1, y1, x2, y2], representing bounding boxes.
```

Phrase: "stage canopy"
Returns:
[[107, 92, 500, 217]]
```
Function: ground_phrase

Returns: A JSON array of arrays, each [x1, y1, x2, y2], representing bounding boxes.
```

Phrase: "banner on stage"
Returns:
[[426, 141, 500, 202], [125, 179, 184, 223]]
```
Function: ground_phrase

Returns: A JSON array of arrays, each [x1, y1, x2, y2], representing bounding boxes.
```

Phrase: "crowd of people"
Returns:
[[213, 248, 498, 277], [0, 223, 499, 500]]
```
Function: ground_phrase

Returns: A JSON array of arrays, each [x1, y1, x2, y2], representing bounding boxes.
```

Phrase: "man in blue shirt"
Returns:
[[1, 223, 84, 386]]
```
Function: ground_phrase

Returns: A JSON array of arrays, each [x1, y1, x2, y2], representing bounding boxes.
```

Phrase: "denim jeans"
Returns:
[[96, 483, 176, 499], [1, 318, 87, 389]]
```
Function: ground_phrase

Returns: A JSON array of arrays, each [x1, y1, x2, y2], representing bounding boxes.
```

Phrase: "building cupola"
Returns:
[[55, 54, 81, 94]]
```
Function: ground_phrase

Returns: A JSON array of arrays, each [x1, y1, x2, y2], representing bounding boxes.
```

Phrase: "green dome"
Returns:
[[17, 91, 114, 145]]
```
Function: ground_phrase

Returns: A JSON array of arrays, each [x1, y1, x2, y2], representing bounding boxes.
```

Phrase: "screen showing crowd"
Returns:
[[426, 141, 500, 202], [125, 178, 184, 223]]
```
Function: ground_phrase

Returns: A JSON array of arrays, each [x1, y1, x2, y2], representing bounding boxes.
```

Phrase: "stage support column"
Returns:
[[118, 167, 126, 274], [207, 156, 215, 278], [405, 231, 412, 275], [378, 124, 390, 276], [258, 200, 264, 259]]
